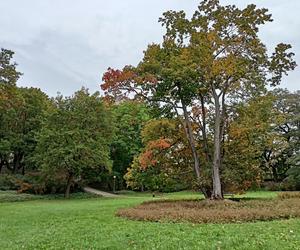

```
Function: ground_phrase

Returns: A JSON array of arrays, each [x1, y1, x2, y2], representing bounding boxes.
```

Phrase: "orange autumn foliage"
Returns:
[[101, 67, 135, 94], [139, 138, 171, 169], [101, 67, 157, 102]]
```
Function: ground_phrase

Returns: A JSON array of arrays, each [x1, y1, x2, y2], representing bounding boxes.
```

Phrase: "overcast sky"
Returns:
[[0, 0, 299, 96]]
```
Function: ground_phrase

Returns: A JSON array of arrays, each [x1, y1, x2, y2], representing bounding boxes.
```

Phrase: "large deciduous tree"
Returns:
[[1, 87, 51, 174], [261, 88, 300, 187], [1, 49, 50, 175], [102, 1, 296, 199], [1, 48, 21, 173]]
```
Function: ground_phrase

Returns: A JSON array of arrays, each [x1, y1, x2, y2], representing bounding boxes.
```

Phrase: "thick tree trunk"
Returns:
[[212, 90, 223, 199], [65, 173, 73, 199]]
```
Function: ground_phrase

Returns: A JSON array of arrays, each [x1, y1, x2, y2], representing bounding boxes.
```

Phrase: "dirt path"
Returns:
[[83, 187, 119, 198]]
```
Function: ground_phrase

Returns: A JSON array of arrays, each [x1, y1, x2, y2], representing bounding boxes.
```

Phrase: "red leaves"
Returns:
[[139, 150, 154, 169], [143, 73, 158, 85], [100, 67, 158, 102], [101, 67, 135, 91], [147, 138, 172, 150], [139, 138, 171, 169]]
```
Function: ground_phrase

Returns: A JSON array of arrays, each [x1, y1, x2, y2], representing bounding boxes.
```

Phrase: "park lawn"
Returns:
[[0, 191, 299, 250]]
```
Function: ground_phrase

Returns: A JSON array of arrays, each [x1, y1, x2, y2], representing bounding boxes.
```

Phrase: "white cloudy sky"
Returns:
[[0, 0, 299, 96]]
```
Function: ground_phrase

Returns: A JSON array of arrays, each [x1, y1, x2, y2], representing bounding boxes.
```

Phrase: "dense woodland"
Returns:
[[0, 1, 299, 199]]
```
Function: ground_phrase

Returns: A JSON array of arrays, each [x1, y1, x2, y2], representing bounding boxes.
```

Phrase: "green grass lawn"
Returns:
[[0, 191, 299, 250]]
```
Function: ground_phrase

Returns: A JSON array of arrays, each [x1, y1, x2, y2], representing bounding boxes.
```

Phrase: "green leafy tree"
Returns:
[[0, 49, 22, 172], [1, 49, 50, 174], [110, 100, 151, 189], [260, 88, 300, 188], [0, 48, 21, 86], [34, 89, 114, 198], [284, 155, 300, 190], [0, 87, 50, 174], [271, 89, 300, 180]]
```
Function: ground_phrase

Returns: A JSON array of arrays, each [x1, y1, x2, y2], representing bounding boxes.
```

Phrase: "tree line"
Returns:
[[0, 49, 153, 197]]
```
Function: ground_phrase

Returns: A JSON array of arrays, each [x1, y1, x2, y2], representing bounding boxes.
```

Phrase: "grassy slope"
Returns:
[[0, 191, 299, 250]]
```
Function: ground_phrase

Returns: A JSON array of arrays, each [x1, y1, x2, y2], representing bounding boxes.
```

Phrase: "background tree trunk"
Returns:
[[65, 173, 73, 198]]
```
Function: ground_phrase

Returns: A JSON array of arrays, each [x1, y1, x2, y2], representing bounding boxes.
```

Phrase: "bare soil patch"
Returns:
[[117, 193, 300, 224]]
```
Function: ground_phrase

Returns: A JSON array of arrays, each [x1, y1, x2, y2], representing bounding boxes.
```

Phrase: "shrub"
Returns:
[[0, 174, 20, 190], [263, 181, 283, 191], [283, 166, 300, 191], [0, 173, 74, 195], [21, 173, 76, 195]]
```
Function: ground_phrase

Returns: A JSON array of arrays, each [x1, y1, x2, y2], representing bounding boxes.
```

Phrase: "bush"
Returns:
[[21, 173, 82, 195], [0, 173, 45, 193], [0, 173, 75, 195], [263, 181, 283, 191], [0, 174, 20, 190], [283, 166, 300, 191]]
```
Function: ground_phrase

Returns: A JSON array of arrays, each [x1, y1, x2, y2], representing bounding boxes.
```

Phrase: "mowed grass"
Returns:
[[0, 191, 300, 250]]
